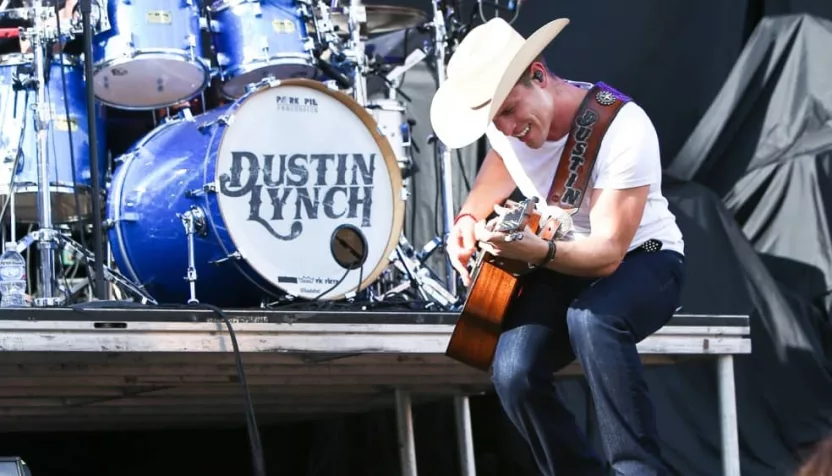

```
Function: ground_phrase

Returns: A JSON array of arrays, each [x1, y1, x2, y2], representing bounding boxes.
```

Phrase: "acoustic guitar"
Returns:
[[445, 197, 570, 371]]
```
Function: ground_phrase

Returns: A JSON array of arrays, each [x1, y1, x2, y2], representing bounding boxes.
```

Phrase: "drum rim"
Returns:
[[210, 78, 406, 301], [91, 51, 212, 111]]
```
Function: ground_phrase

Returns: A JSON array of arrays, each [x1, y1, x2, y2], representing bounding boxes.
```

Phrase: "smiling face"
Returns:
[[492, 64, 556, 149]]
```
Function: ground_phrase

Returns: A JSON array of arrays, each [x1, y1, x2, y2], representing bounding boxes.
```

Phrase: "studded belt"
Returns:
[[628, 239, 663, 256]]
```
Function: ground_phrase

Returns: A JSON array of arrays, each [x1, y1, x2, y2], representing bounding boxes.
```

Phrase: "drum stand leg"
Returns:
[[383, 234, 458, 309], [13, 232, 157, 305], [179, 206, 204, 305]]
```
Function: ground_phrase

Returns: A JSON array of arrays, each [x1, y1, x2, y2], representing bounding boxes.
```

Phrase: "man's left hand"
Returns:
[[475, 222, 548, 263]]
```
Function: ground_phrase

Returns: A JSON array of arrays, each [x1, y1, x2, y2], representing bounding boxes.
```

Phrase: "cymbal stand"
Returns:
[[22, 2, 59, 306], [345, 0, 368, 106], [428, 0, 458, 297]]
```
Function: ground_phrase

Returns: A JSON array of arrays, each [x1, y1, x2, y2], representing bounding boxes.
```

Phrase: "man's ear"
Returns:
[[529, 62, 547, 85]]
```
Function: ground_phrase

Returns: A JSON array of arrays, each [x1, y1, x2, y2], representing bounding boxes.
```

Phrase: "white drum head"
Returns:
[[94, 55, 208, 109], [214, 79, 405, 300]]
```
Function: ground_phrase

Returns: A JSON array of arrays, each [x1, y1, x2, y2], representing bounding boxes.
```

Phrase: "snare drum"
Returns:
[[209, 0, 320, 99], [0, 54, 108, 223], [92, 0, 211, 110], [106, 79, 405, 306]]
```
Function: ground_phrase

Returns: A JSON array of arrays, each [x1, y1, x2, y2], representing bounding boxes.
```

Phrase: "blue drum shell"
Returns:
[[106, 107, 282, 307]]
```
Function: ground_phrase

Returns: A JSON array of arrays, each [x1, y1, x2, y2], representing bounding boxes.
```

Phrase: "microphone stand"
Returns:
[[79, 0, 106, 300], [430, 0, 457, 297]]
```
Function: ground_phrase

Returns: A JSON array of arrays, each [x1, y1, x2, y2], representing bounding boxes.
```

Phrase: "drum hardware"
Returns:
[[378, 233, 459, 308], [0, 0, 142, 305], [178, 205, 206, 304], [417, 0, 458, 296], [12, 1, 68, 305], [11, 230, 157, 304], [342, 0, 369, 106]]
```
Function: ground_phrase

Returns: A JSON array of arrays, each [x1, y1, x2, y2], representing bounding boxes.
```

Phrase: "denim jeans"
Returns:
[[491, 249, 685, 476]]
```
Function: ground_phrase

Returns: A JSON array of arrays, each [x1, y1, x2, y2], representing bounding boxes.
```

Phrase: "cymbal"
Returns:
[[329, 5, 427, 36]]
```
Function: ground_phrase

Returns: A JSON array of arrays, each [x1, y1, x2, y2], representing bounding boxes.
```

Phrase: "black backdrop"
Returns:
[[0, 0, 831, 475]]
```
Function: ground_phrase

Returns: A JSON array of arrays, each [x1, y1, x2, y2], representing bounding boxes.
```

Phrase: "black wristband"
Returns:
[[530, 240, 557, 269]]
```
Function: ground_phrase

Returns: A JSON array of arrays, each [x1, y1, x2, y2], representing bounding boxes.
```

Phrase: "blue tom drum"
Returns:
[[106, 79, 405, 307], [0, 54, 108, 224], [208, 0, 321, 99], [92, 0, 211, 110]]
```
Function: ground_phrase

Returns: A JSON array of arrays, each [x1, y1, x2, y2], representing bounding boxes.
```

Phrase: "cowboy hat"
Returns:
[[430, 17, 570, 149]]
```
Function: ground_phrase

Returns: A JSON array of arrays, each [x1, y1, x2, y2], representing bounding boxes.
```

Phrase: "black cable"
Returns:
[[189, 302, 266, 476], [53, 1, 94, 292], [73, 300, 267, 476]]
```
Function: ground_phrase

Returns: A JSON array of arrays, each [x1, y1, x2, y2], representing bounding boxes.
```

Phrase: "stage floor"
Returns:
[[0, 306, 749, 433]]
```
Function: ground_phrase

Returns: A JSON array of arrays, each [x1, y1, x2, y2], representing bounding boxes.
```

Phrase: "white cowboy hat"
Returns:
[[430, 17, 570, 149]]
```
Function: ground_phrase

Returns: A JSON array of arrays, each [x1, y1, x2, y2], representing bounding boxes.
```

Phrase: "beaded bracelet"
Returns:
[[453, 213, 477, 226]]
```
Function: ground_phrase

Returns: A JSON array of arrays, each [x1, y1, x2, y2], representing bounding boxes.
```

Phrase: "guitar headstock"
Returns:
[[494, 197, 539, 233]]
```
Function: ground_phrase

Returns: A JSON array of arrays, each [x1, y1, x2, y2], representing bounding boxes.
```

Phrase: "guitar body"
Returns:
[[445, 199, 563, 372]]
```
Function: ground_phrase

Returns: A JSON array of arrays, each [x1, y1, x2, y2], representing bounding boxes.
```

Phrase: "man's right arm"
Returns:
[[446, 148, 516, 287], [456, 148, 517, 220]]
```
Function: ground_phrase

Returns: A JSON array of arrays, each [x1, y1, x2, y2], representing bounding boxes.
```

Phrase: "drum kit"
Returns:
[[0, 0, 519, 309]]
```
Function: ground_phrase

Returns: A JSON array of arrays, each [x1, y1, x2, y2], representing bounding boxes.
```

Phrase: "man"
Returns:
[[430, 17, 686, 476]]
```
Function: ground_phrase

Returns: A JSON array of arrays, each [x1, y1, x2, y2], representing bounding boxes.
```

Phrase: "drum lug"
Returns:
[[209, 251, 242, 265], [186, 183, 217, 197], [197, 114, 234, 131], [200, 17, 219, 32], [246, 77, 281, 94]]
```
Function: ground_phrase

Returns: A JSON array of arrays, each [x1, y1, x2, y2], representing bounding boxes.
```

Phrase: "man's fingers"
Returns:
[[493, 204, 509, 216], [449, 256, 471, 285]]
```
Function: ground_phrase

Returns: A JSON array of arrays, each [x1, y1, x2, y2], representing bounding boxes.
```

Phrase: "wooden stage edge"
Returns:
[[0, 306, 751, 476]]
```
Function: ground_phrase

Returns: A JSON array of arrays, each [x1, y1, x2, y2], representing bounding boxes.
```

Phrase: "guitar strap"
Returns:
[[546, 82, 632, 212]]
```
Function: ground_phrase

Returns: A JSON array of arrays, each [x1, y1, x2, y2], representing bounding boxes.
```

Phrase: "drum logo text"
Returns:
[[219, 151, 375, 241], [275, 95, 319, 113]]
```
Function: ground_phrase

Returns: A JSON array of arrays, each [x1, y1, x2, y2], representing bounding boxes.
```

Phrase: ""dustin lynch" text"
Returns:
[[219, 151, 376, 240]]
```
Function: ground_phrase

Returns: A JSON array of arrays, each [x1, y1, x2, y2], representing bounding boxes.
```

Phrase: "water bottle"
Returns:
[[0, 242, 29, 307]]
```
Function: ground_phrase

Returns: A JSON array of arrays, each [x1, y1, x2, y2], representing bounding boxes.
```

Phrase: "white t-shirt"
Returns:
[[485, 94, 685, 256]]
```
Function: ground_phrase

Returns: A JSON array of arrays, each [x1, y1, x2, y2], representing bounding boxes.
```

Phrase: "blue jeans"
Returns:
[[491, 249, 685, 476]]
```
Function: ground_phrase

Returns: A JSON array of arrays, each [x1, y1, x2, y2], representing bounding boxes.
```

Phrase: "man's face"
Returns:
[[492, 80, 553, 149]]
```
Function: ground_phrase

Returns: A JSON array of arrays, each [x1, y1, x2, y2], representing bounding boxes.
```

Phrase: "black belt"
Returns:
[[628, 239, 663, 256]]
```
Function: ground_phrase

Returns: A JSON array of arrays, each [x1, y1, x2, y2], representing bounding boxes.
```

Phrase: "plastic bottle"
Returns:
[[0, 242, 29, 307]]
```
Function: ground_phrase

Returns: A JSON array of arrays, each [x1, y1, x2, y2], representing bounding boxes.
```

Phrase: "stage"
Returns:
[[0, 306, 750, 476]]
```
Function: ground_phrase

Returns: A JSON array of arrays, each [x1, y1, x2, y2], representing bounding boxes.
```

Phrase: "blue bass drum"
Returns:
[[92, 0, 211, 110], [0, 54, 108, 223], [106, 79, 405, 307], [208, 0, 321, 99]]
